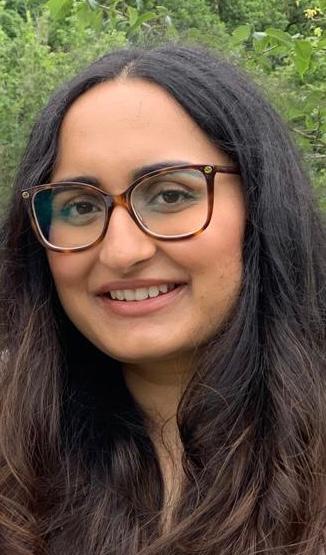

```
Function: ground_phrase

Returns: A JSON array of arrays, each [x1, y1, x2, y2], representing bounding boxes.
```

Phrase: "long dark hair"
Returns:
[[0, 43, 325, 555]]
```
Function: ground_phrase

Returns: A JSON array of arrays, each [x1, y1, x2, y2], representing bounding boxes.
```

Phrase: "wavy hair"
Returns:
[[0, 44, 325, 555]]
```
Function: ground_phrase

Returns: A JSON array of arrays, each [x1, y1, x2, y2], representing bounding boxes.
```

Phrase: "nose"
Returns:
[[97, 205, 157, 272]]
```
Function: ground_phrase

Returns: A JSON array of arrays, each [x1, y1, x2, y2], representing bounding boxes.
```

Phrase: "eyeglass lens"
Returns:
[[32, 168, 209, 249]]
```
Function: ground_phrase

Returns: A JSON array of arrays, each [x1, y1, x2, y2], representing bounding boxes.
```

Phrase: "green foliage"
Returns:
[[0, 0, 128, 197], [0, 0, 325, 208], [216, 0, 289, 31], [215, 0, 325, 34], [225, 12, 325, 207]]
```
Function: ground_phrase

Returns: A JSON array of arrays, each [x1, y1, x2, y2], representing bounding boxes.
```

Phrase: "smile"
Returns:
[[107, 283, 177, 301], [98, 283, 187, 316]]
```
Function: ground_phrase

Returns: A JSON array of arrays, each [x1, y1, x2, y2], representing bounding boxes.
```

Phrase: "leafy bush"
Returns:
[[230, 21, 325, 207]]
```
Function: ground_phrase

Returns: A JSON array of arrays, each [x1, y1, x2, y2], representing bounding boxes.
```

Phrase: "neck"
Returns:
[[122, 355, 197, 519], [122, 354, 195, 450]]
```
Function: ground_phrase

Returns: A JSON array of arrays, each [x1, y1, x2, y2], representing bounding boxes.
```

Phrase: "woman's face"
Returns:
[[48, 78, 246, 371]]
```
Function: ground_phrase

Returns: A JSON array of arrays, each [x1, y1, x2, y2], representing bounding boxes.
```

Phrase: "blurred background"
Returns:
[[0, 0, 325, 208]]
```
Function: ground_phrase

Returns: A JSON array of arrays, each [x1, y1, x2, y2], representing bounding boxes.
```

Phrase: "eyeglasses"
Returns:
[[21, 164, 240, 253]]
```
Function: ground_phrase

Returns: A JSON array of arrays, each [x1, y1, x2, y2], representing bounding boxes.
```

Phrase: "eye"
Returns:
[[55, 194, 105, 225], [149, 187, 196, 206], [64, 200, 101, 216], [131, 170, 207, 216], [140, 179, 203, 213]]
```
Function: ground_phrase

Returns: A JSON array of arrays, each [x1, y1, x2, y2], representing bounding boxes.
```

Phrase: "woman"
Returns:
[[0, 43, 325, 554]]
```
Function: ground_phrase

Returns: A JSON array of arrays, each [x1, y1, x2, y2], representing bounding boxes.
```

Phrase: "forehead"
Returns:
[[52, 78, 232, 188], [61, 78, 197, 137]]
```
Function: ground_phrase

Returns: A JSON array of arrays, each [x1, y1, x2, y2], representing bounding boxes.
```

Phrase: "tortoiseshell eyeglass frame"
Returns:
[[21, 164, 241, 253]]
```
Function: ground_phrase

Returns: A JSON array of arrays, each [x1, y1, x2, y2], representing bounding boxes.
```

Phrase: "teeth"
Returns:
[[158, 284, 168, 294], [135, 288, 150, 301], [109, 283, 176, 301]]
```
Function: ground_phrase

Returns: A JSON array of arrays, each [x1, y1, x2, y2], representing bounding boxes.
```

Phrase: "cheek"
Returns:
[[169, 210, 245, 279], [194, 241, 243, 338], [202, 218, 245, 301], [166, 201, 245, 326], [197, 244, 243, 311], [47, 252, 93, 291]]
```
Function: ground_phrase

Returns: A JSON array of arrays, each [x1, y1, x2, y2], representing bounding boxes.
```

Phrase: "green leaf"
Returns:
[[318, 38, 326, 49], [253, 31, 267, 40], [265, 27, 293, 46], [76, 3, 103, 31], [127, 6, 138, 27], [305, 114, 317, 130], [253, 35, 269, 52], [127, 10, 157, 35], [230, 24, 251, 45], [87, 0, 98, 9], [287, 105, 305, 120], [294, 40, 313, 77], [295, 40, 313, 59], [156, 6, 169, 15], [134, 12, 157, 25], [44, 0, 72, 20], [265, 44, 289, 56], [303, 91, 323, 110]]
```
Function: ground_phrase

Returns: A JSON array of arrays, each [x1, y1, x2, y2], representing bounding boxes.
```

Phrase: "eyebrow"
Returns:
[[53, 160, 191, 189]]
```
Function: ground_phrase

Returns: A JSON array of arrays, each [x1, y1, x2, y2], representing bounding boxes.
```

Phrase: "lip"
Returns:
[[97, 283, 187, 316], [95, 278, 187, 294]]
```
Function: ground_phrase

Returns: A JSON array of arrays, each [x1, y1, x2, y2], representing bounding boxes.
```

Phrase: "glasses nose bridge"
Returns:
[[104, 190, 131, 211], [100, 188, 151, 246], [103, 190, 137, 237]]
